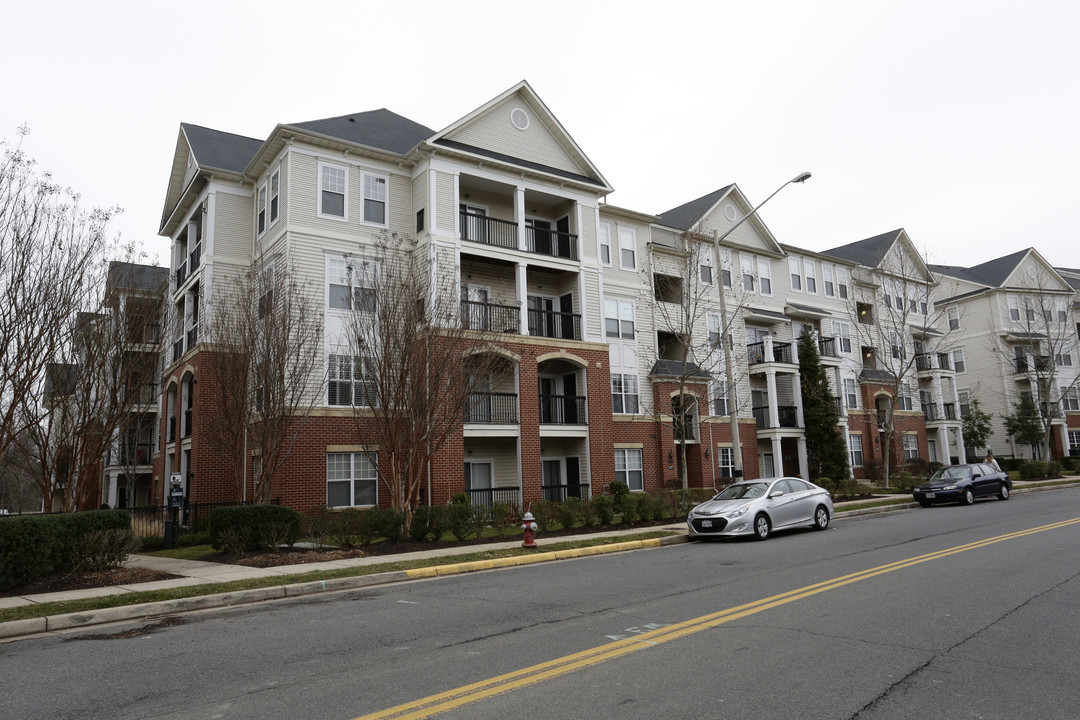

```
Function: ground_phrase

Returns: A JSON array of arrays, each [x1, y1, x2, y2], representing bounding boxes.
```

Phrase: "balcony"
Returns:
[[465, 486, 522, 512], [110, 441, 155, 467], [542, 482, 591, 502], [1014, 356, 1051, 373], [923, 403, 957, 422], [460, 211, 517, 250], [539, 394, 586, 424], [465, 392, 519, 424], [916, 352, 953, 372], [459, 211, 578, 261], [130, 383, 157, 406], [818, 336, 839, 359], [186, 324, 198, 350], [829, 395, 844, 415], [461, 300, 520, 333], [172, 336, 184, 363], [747, 340, 794, 365], [175, 260, 188, 288], [528, 308, 582, 341], [753, 405, 800, 429], [125, 322, 161, 345], [189, 244, 202, 273]]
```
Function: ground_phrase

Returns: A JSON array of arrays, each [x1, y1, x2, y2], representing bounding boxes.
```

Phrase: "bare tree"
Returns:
[[337, 232, 505, 525], [987, 266, 1079, 460], [0, 127, 119, 474], [643, 230, 752, 489], [202, 253, 325, 503], [848, 246, 960, 487]]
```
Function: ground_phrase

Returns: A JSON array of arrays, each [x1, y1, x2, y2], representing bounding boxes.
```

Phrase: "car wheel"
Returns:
[[812, 505, 830, 531], [961, 488, 975, 506], [998, 483, 1010, 501], [918, 500, 932, 508], [753, 514, 771, 541]]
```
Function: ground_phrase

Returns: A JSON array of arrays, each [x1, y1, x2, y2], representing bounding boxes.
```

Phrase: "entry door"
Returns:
[[927, 439, 938, 464], [761, 452, 775, 478], [565, 457, 582, 499], [528, 218, 552, 255], [752, 388, 769, 428], [539, 376, 558, 423], [528, 295, 556, 337], [460, 203, 487, 242], [559, 293, 575, 339], [562, 373, 578, 424], [465, 461, 493, 490], [556, 216, 571, 258], [464, 284, 490, 330], [542, 459, 563, 499]]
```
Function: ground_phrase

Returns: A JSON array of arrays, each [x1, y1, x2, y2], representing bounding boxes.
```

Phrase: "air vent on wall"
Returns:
[[510, 107, 530, 131]]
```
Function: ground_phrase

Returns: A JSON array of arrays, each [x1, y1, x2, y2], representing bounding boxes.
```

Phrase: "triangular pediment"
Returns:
[[430, 82, 610, 190], [695, 185, 784, 256], [159, 128, 195, 234], [1001, 249, 1072, 292], [880, 230, 934, 284]]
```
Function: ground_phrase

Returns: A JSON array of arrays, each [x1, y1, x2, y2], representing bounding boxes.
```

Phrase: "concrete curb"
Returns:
[[2, 486, 1072, 641]]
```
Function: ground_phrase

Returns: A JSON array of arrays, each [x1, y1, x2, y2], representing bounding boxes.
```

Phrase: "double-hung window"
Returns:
[[699, 248, 714, 284], [849, 434, 863, 467], [327, 452, 377, 507], [741, 254, 755, 292], [327, 354, 376, 407], [712, 379, 729, 416], [269, 167, 280, 225], [319, 162, 347, 219], [958, 390, 971, 417], [618, 226, 636, 270], [897, 382, 913, 411], [823, 264, 835, 297], [804, 260, 817, 294], [614, 448, 643, 491], [257, 184, 267, 236], [844, 377, 858, 410], [947, 305, 960, 331], [598, 221, 612, 265], [789, 257, 803, 292], [362, 173, 387, 225], [707, 313, 723, 348], [327, 256, 377, 312], [604, 298, 635, 339], [758, 257, 772, 295], [717, 447, 734, 478], [837, 268, 850, 299], [1061, 386, 1080, 411], [611, 374, 639, 414], [832, 321, 852, 353], [718, 248, 732, 287], [952, 348, 966, 373], [903, 434, 919, 461], [1056, 344, 1073, 367]]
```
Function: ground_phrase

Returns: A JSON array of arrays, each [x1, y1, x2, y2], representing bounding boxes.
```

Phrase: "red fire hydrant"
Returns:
[[521, 511, 538, 548]]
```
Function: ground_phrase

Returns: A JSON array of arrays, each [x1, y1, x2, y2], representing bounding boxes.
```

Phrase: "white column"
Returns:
[[771, 436, 784, 477], [842, 425, 854, 478], [793, 371, 805, 428], [1059, 424, 1069, 459], [515, 187, 526, 252], [766, 369, 779, 429], [516, 263, 528, 335], [796, 437, 809, 479], [938, 426, 951, 466]]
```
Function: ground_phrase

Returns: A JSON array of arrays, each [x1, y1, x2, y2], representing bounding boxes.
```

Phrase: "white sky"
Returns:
[[4, 0, 1078, 270]]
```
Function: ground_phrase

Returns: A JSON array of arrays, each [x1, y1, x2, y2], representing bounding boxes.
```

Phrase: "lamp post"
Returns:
[[711, 172, 811, 479]]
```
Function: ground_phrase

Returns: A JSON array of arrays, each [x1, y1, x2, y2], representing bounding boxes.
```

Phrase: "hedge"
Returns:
[[0, 509, 131, 591], [208, 505, 302, 552]]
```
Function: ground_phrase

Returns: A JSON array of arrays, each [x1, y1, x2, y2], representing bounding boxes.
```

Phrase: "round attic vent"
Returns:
[[1027, 265, 1038, 278], [724, 204, 737, 222], [510, 107, 530, 131]]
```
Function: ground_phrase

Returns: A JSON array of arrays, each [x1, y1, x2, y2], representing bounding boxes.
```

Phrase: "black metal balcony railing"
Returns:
[[1014, 356, 1051, 373], [172, 336, 184, 362], [525, 226, 578, 261], [186, 324, 198, 350], [937, 352, 952, 370], [753, 405, 800, 429], [176, 260, 188, 287], [818, 336, 838, 358], [542, 482, 591, 502], [460, 211, 518, 250], [189, 244, 202, 272], [924, 404, 941, 421], [125, 323, 161, 345], [465, 392, 519, 424], [528, 308, 582, 341], [465, 487, 522, 512], [110, 442, 155, 466], [943, 402, 957, 420], [539, 394, 586, 424], [747, 341, 794, 365], [915, 353, 933, 371], [183, 409, 192, 438], [130, 383, 157, 405], [461, 300, 520, 333], [830, 395, 843, 415]]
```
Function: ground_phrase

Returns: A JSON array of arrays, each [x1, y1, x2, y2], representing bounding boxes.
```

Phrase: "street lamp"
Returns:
[[711, 172, 811, 479]]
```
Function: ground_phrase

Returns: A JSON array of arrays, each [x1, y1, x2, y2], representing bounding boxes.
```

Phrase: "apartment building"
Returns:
[[930, 249, 1080, 460], [153, 82, 983, 512]]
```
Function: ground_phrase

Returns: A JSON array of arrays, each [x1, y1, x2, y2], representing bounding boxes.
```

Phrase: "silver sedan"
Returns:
[[687, 477, 834, 540]]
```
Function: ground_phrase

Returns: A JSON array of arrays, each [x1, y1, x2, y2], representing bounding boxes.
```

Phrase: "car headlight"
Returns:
[[727, 503, 751, 519], [943, 484, 957, 490]]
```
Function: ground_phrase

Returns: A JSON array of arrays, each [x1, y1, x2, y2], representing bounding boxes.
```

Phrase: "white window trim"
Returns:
[[257, 182, 268, 238], [361, 170, 389, 227], [598, 221, 612, 267], [849, 434, 864, 467], [804, 259, 817, 295], [326, 451, 378, 508], [617, 225, 636, 270], [269, 166, 281, 227], [614, 447, 644, 491], [757, 257, 773, 296], [952, 348, 967, 374], [318, 160, 349, 221], [789, 257, 803, 293]]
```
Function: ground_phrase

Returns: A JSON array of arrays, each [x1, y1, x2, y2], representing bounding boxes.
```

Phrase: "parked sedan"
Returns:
[[912, 463, 1011, 507], [687, 477, 834, 541]]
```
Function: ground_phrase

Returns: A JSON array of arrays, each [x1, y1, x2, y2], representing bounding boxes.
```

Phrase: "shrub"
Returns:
[[491, 503, 515, 536], [0, 509, 132, 591], [607, 481, 630, 497], [177, 531, 210, 548], [328, 508, 362, 548], [579, 498, 598, 526], [208, 505, 302, 552], [998, 457, 1024, 472], [376, 507, 405, 543], [590, 495, 615, 525], [1048, 460, 1063, 478], [140, 535, 165, 552], [619, 493, 641, 524], [905, 457, 930, 476], [1059, 456, 1077, 472], [655, 491, 677, 519], [303, 507, 335, 548], [409, 505, 432, 542], [469, 504, 489, 539], [1019, 461, 1046, 480], [448, 494, 474, 540], [531, 500, 557, 532], [74, 528, 139, 572], [636, 493, 658, 522], [554, 497, 582, 530]]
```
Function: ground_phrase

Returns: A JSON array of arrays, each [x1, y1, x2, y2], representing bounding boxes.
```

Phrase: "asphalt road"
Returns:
[[4, 489, 1080, 720]]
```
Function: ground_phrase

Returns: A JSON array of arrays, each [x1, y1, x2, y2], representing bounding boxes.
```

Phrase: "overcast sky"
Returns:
[[4, 1, 1077, 270]]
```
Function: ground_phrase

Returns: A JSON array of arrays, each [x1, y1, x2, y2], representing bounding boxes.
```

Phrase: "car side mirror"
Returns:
[[972, 473, 981, 479], [769, 490, 784, 498]]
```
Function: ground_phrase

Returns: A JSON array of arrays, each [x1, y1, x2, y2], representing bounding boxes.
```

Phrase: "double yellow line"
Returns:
[[355, 517, 1080, 720]]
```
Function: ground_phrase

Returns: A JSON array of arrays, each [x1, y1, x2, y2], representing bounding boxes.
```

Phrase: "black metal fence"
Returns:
[[128, 498, 280, 538], [542, 483, 591, 502]]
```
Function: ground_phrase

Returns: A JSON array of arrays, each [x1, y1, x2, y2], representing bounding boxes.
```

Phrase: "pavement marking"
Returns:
[[353, 517, 1080, 720]]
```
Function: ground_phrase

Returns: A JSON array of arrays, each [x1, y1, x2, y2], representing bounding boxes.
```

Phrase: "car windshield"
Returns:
[[714, 482, 769, 500], [929, 467, 972, 481]]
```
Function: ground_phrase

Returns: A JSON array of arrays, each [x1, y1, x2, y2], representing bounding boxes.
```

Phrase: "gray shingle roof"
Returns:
[[655, 186, 734, 231], [930, 249, 1031, 288], [291, 109, 435, 155], [181, 123, 263, 174], [822, 230, 902, 267]]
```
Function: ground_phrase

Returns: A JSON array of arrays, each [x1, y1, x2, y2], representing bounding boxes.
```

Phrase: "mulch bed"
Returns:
[[1, 567, 179, 598]]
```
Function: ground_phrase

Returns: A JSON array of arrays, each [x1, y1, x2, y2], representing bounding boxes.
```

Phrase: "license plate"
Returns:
[[926, 492, 936, 499], [702, 520, 712, 527]]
